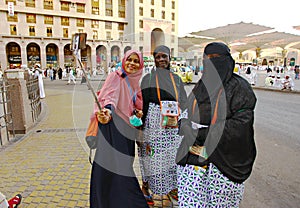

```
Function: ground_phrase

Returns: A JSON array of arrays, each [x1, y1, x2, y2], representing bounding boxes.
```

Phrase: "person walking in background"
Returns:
[[176, 42, 257, 208], [34, 63, 45, 99], [67, 68, 76, 84], [294, 65, 299, 80], [58, 67, 63, 80], [89, 49, 148, 208], [138, 45, 187, 205], [49, 67, 54, 81]]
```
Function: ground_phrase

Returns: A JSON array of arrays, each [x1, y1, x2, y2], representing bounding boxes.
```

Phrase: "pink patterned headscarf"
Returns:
[[93, 49, 144, 123]]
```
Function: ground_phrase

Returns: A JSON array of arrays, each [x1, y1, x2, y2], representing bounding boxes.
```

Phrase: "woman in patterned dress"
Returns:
[[176, 42, 257, 207], [138, 45, 187, 205]]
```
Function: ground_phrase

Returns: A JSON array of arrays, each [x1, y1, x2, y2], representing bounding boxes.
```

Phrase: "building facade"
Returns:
[[0, 0, 178, 70]]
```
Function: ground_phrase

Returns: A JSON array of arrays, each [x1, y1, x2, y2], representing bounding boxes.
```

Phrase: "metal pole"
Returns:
[[74, 52, 101, 111]]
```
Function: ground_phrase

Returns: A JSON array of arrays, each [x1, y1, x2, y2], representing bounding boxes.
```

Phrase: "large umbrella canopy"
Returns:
[[178, 36, 215, 51], [190, 22, 274, 44], [266, 33, 300, 49]]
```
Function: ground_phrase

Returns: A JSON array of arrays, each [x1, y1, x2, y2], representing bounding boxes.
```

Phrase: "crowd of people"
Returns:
[[87, 43, 257, 208], [230, 63, 298, 91]]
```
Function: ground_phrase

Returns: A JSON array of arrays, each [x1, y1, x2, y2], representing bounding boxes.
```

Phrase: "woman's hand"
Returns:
[[135, 109, 143, 118], [96, 108, 112, 124]]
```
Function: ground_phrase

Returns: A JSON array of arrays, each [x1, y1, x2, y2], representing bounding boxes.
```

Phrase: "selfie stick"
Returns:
[[72, 33, 101, 110]]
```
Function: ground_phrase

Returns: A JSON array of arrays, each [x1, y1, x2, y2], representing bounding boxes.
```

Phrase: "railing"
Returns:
[[0, 79, 15, 146], [26, 77, 41, 123]]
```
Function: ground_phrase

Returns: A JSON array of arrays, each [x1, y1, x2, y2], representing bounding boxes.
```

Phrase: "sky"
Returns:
[[178, 0, 300, 37]]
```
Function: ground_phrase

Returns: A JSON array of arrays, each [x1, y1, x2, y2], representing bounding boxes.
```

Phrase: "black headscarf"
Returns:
[[194, 42, 235, 102], [153, 45, 171, 69], [153, 45, 171, 59]]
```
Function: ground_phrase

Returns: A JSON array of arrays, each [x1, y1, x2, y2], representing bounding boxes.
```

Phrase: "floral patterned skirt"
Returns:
[[138, 103, 182, 195], [177, 163, 245, 208]]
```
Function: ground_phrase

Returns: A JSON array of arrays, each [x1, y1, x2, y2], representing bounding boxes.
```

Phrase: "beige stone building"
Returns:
[[0, 0, 178, 70]]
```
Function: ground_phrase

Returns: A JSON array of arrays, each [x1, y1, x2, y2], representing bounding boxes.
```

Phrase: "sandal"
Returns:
[[8, 194, 22, 208], [142, 183, 154, 206], [168, 189, 178, 201], [144, 194, 154, 206]]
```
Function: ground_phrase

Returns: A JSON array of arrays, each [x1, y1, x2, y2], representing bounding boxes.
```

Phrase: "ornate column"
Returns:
[[255, 47, 261, 58]]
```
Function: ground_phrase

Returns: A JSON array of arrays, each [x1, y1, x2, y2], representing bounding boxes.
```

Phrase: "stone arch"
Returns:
[[111, 45, 120, 66], [27, 43, 41, 68], [151, 28, 165, 53], [6, 42, 21, 69], [124, 46, 132, 54], [46, 43, 59, 68], [63, 44, 75, 68], [81, 45, 92, 69], [96, 45, 107, 70]]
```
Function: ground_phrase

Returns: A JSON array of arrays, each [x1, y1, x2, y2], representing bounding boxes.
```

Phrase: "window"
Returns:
[[139, 46, 143, 54], [151, 9, 154, 18], [44, 15, 53, 24], [29, 26, 35, 36], [172, 24, 175, 32], [78, 29, 83, 33], [162, 11, 165, 19], [93, 30, 98, 39], [5, 0, 16, 4], [61, 2, 69, 11], [77, 3, 85, 13], [61, 17, 69, 26], [139, 7, 143, 16], [92, 6, 99, 15], [77, 18, 84, 27], [151, 0, 154, 5], [44, 0, 53, 10], [119, 32, 123, 40], [46, 27, 52, 37], [7, 13, 18, 22], [92, 20, 99, 28], [106, 31, 111, 40], [25, 0, 35, 7], [118, 23, 124, 30], [26, 14, 36, 23], [63, 28, 68, 38], [139, 20, 143, 28], [106, 8, 113, 16], [118, 0, 125, 17], [139, 0, 143, 3], [10, 24, 17, 35], [162, 0, 165, 7], [172, 13, 175, 21], [139, 32, 144, 41], [92, 0, 100, 14], [171, 35, 175, 43], [118, 10, 125, 18], [119, 0, 125, 6], [105, 22, 112, 29], [172, 1, 175, 9], [105, 0, 113, 16]]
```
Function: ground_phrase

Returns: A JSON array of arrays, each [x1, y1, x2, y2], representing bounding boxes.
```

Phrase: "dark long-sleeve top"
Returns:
[[176, 73, 257, 184], [140, 68, 187, 125]]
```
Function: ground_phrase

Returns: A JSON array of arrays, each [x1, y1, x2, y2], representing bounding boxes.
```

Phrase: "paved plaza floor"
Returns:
[[0, 77, 178, 207], [0, 69, 298, 207]]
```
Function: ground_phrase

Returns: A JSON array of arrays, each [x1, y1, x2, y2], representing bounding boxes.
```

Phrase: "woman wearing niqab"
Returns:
[[176, 42, 257, 207]]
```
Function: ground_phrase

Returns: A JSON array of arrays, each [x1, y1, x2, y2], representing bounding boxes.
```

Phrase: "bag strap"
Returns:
[[192, 88, 223, 125], [120, 69, 137, 105], [155, 73, 178, 104]]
